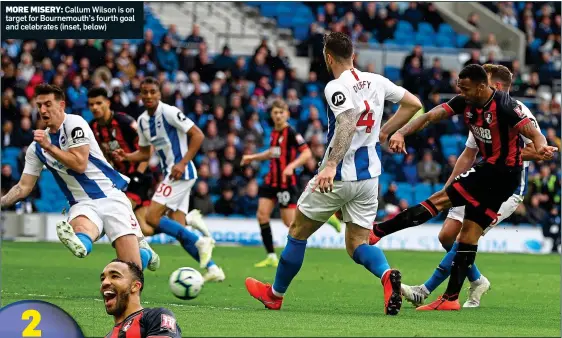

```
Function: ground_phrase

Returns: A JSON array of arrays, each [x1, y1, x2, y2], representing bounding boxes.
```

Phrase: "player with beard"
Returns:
[[102, 259, 182, 338]]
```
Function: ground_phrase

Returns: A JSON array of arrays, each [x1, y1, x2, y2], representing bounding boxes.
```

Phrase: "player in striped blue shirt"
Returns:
[[113, 77, 225, 282], [1, 84, 159, 271]]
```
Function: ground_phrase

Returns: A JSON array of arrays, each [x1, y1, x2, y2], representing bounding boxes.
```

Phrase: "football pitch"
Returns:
[[1, 242, 560, 337]]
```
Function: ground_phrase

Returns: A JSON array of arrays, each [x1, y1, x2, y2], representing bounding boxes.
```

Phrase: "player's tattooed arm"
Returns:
[[518, 122, 558, 159], [1, 174, 38, 207], [327, 109, 356, 167]]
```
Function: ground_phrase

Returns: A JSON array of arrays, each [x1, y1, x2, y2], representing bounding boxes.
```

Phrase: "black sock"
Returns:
[[443, 243, 478, 301], [259, 222, 275, 254], [373, 200, 438, 237]]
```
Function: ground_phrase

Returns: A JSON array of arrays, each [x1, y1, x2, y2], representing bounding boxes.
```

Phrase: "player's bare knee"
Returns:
[[428, 190, 453, 211], [257, 210, 270, 225], [438, 230, 455, 248]]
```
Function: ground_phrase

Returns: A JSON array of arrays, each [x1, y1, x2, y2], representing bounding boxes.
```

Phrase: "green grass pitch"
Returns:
[[1, 242, 560, 336]]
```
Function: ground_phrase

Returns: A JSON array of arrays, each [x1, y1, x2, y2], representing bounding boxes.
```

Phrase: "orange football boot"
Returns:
[[369, 229, 381, 245], [416, 296, 461, 311], [381, 269, 403, 315], [245, 277, 283, 310]]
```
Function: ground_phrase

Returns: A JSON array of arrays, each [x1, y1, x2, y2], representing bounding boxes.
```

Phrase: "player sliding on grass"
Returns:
[[399, 64, 556, 308], [241, 99, 318, 268], [0, 84, 158, 271], [370, 64, 556, 311], [112, 77, 225, 282], [101, 259, 182, 338], [245, 32, 423, 315]]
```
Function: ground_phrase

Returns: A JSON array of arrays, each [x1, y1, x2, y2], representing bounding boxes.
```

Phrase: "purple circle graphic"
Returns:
[[0, 300, 84, 338]]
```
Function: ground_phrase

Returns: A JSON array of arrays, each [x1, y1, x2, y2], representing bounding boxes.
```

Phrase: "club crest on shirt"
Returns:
[[484, 112, 493, 124], [122, 319, 133, 332], [466, 110, 473, 119], [514, 105, 525, 118], [161, 314, 176, 333]]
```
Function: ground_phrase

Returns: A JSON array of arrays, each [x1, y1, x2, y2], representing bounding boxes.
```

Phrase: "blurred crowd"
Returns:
[[0, 3, 560, 243]]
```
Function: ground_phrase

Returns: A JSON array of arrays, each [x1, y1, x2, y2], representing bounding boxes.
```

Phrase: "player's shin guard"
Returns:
[[443, 243, 477, 301], [260, 222, 275, 254], [352, 244, 390, 279], [76, 233, 93, 255], [272, 236, 307, 296], [373, 200, 438, 238], [139, 248, 152, 270]]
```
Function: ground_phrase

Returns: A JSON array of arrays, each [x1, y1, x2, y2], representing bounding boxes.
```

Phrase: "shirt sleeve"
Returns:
[[289, 128, 309, 152], [379, 75, 406, 103], [142, 308, 182, 338], [66, 116, 91, 149], [22, 144, 44, 177], [324, 80, 355, 118], [441, 95, 467, 116], [163, 107, 195, 134], [519, 103, 538, 144], [503, 97, 531, 130], [137, 117, 151, 147], [465, 131, 478, 149]]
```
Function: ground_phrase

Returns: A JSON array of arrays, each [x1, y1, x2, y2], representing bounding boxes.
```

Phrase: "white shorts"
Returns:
[[68, 190, 143, 243], [297, 176, 379, 229], [152, 177, 195, 215], [447, 194, 524, 235]]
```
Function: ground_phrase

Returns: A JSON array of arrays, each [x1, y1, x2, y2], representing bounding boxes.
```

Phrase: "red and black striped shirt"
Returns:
[[442, 90, 531, 168], [105, 308, 182, 338], [264, 125, 309, 189], [91, 112, 140, 175]]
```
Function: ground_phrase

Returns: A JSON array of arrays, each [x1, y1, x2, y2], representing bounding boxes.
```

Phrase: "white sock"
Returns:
[[185, 213, 193, 226], [207, 265, 219, 273], [471, 276, 483, 286], [420, 284, 431, 296], [271, 287, 284, 298], [267, 253, 277, 259]]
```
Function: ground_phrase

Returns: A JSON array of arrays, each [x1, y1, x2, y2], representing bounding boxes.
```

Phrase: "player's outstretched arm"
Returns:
[[444, 146, 479, 187], [116, 146, 151, 163], [241, 149, 272, 165], [380, 91, 423, 143], [518, 122, 557, 158], [1, 174, 38, 208]]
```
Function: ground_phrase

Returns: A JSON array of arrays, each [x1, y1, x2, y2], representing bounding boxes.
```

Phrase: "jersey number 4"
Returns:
[[356, 110, 375, 133]]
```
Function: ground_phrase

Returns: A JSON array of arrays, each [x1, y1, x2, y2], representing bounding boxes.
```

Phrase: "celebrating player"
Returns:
[[240, 99, 314, 268], [245, 32, 423, 315], [88, 88, 209, 238], [370, 64, 557, 311], [0, 84, 157, 271], [102, 259, 182, 338], [113, 77, 225, 282], [400, 64, 556, 308]]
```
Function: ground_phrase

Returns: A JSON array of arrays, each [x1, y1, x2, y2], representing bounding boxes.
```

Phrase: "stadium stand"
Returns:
[[1, 2, 560, 231]]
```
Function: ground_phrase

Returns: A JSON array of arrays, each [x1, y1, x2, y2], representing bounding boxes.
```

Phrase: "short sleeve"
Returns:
[[379, 75, 406, 103], [66, 116, 91, 148], [137, 118, 151, 147], [163, 107, 195, 134], [442, 95, 467, 116], [324, 81, 355, 117], [142, 308, 182, 338], [465, 132, 478, 149], [289, 128, 309, 152], [503, 98, 530, 130], [22, 144, 44, 177]]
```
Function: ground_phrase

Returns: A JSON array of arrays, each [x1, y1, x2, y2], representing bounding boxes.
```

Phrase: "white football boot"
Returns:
[[401, 284, 428, 307], [138, 237, 161, 271], [195, 236, 216, 268], [186, 209, 211, 237], [56, 220, 88, 258], [463, 275, 491, 308], [204, 265, 226, 282]]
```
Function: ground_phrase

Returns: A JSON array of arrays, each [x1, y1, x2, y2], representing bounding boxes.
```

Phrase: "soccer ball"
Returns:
[[169, 267, 204, 300]]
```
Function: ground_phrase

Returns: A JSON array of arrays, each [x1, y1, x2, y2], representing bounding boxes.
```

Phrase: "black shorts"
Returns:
[[446, 162, 521, 229], [125, 172, 153, 208], [258, 184, 299, 209]]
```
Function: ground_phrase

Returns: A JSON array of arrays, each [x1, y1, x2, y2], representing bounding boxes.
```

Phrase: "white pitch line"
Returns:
[[2, 292, 242, 311]]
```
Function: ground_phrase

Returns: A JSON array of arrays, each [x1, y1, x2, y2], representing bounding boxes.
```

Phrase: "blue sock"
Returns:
[[424, 242, 458, 293], [272, 236, 307, 294], [467, 260, 482, 282], [352, 244, 391, 279], [157, 217, 216, 268], [139, 248, 152, 270], [76, 233, 93, 255]]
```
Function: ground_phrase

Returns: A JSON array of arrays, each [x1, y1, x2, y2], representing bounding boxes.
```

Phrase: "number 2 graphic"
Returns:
[[22, 309, 42, 337]]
